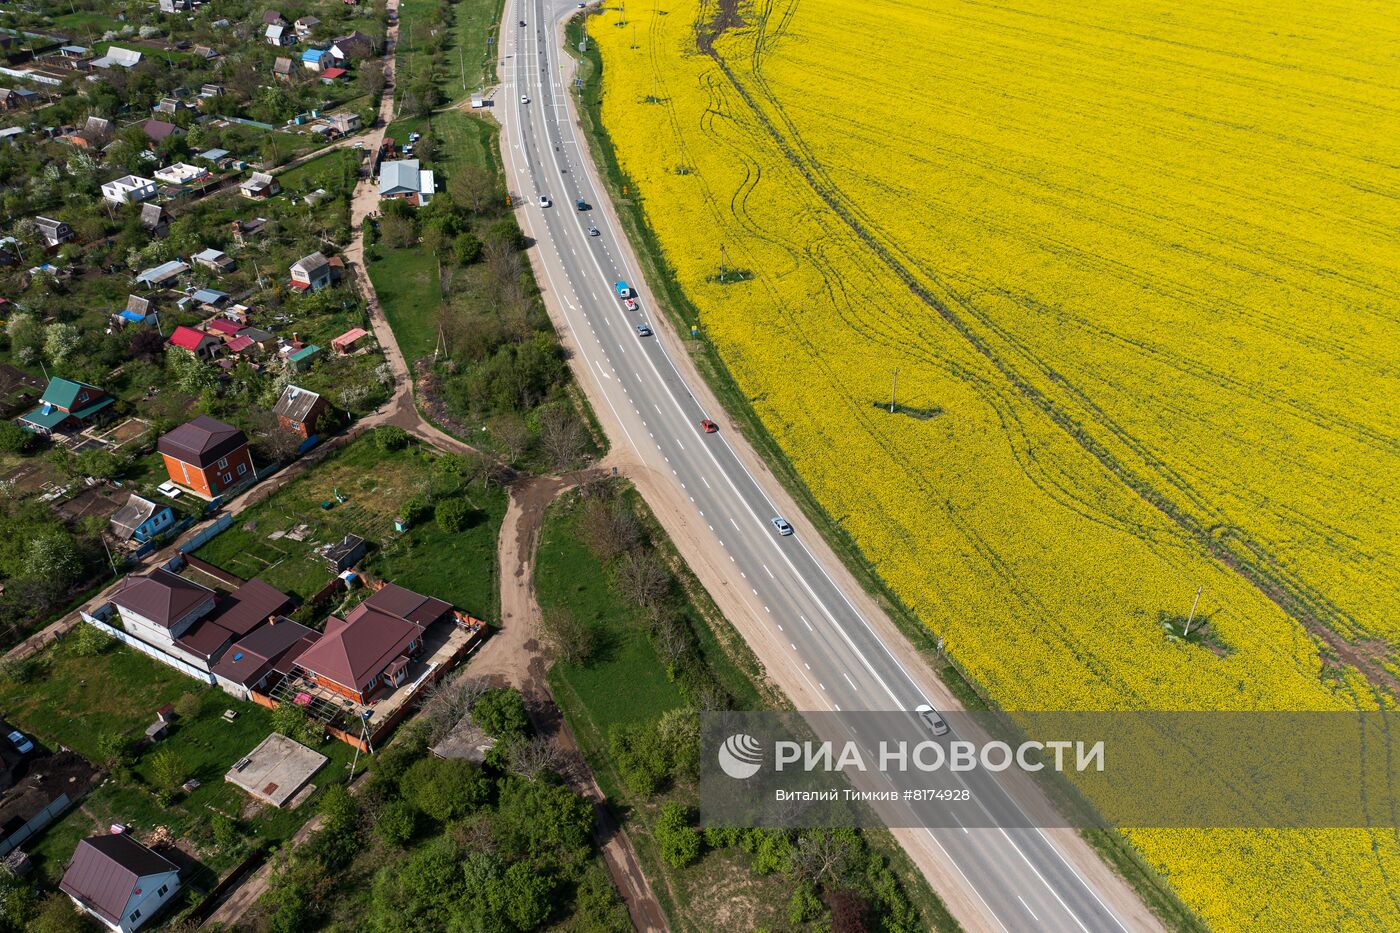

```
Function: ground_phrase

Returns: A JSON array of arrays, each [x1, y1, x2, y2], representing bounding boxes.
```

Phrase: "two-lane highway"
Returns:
[[495, 3, 1157, 930]]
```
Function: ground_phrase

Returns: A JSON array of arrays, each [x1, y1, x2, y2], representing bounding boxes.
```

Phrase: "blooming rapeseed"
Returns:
[[589, 0, 1400, 926]]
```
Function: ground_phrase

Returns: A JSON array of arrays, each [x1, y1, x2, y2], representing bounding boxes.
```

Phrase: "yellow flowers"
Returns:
[[589, 0, 1400, 926]]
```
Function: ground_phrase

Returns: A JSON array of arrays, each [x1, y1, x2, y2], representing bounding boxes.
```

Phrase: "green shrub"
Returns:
[[654, 802, 701, 868], [375, 426, 409, 451], [435, 496, 470, 533]]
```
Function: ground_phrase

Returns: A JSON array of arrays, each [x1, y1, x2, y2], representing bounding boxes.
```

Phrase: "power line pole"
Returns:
[[889, 367, 899, 414], [1181, 585, 1203, 638]]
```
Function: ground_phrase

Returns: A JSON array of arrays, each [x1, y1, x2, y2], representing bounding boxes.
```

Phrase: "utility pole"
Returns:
[[719, 242, 728, 278], [1181, 585, 1203, 638], [889, 367, 899, 414]]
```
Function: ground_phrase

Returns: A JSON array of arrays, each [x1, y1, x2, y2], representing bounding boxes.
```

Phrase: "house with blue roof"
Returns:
[[301, 47, 328, 71], [191, 287, 230, 307], [18, 378, 114, 435]]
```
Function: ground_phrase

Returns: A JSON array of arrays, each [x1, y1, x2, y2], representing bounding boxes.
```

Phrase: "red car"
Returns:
[[700, 419, 719, 433]]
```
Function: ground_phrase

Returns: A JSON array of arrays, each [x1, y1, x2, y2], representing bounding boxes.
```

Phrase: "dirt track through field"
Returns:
[[474, 466, 670, 932]]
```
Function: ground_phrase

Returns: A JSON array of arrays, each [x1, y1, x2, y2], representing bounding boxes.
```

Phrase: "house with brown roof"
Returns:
[[330, 31, 375, 61], [110, 568, 218, 657], [206, 578, 294, 638], [272, 56, 294, 81], [273, 384, 327, 438], [141, 119, 181, 145], [157, 415, 253, 498], [211, 617, 318, 699], [60, 832, 181, 932], [294, 584, 450, 703]]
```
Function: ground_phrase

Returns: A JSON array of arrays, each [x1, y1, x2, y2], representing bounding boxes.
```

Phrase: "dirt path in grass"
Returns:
[[474, 463, 670, 932]]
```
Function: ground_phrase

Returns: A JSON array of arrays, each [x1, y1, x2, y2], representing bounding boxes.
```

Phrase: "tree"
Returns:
[[435, 496, 471, 533], [538, 404, 586, 471], [421, 674, 488, 742], [471, 687, 530, 741], [615, 550, 672, 615], [453, 231, 483, 265], [538, 605, 595, 665], [271, 701, 320, 746], [488, 412, 530, 462], [380, 211, 417, 249], [96, 731, 135, 767], [0, 874, 36, 933], [26, 893, 85, 933], [129, 327, 166, 363], [825, 889, 870, 933], [23, 531, 82, 589], [580, 498, 642, 561], [43, 322, 81, 366], [0, 422, 33, 455], [507, 735, 569, 783], [486, 860, 553, 931], [400, 757, 490, 821], [654, 802, 701, 867], [149, 748, 187, 802], [448, 165, 496, 214], [375, 425, 410, 451], [70, 622, 114, 657], [375, 799, 418, 847], [357, 61, 386, 99], [790, 829, 858, 887], [493, 777, 593, 862]]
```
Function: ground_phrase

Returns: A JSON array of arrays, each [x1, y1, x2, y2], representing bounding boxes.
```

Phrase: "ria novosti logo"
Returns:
[[718, 733, 764, 779]]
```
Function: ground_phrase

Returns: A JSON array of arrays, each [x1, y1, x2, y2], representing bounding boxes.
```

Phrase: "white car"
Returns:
[[624, 297, 638, 311], [538, 195, 551, 207], [521, 94, 530, 104], [915, 704, 949, 736], [771, 516, 794, 536]]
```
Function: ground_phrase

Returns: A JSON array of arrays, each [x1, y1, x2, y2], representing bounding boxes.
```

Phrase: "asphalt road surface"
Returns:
[[497, 3, 1146, 929]]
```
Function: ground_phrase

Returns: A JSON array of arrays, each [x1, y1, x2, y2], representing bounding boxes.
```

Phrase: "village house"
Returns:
[[294, 584, 452, 703], [109, 493, 175, 545], [273, 384, 327, 438], [197, 147, 231, 167], [140, 204, 168, 237], [152, 97, 187, 116], [60, 832, 181, 932], [301, 47, 328, 71], [330, 31, 375, 62], [295, 15, 321, 36], [32, 216, 72, 248], [327, 112, 361, 135], [289, 251, 333, 290], [240, 171, 280, 200], [135, 259, 190, 288], [167, 325, 223, 360], [89, 46, 142, 70], [266, 23, 293, 46], [191, 288, 231, 310], [159, 0, 192, 12], [102, 174, 157, 205], [153, 162, 209, 186], [193, 247, 234, 272], [210, 617, 319, 699], [319, 67, 348, 85], [262, 9, 288, 25], [272, 56, 294, 81], [141, 119, 182, 146], [18, 377, 113, 435], [157, 415, 254, 497], [109, 569, 219, 657], [120, 295, 157, 326], [378, 159, 434, 205], [331, 327, 369, 355]]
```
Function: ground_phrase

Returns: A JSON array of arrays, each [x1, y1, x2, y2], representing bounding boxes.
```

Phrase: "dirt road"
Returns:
[[476, 467, 669, 933]]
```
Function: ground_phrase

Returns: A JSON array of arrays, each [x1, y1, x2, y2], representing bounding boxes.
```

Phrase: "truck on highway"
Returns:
[[614, 281, 631, 299]]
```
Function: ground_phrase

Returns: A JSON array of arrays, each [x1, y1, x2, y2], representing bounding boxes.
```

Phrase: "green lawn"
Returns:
[[536, 497, 686, 738], [366, 246, 441, 365], [194, 435, 506, 618], [278, 148, 362, 194], [0, 639, 355, 885]]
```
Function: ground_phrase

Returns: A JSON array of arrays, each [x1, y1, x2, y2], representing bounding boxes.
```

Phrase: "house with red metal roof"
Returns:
[[211, 617, 319, 699], [331, 327, 369, 354], [60, 832, 181, 932], [294, 583, 451, 703], [167, 325, 222, 361], [157, 415, 253, 498]]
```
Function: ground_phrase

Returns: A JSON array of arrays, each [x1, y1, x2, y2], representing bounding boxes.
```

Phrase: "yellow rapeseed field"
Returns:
[[588, 0, 1400, 927]]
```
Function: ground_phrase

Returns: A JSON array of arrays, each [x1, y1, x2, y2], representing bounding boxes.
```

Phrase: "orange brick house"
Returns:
[[293, 584, 450, 703], [157, 415, 254, 498]]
